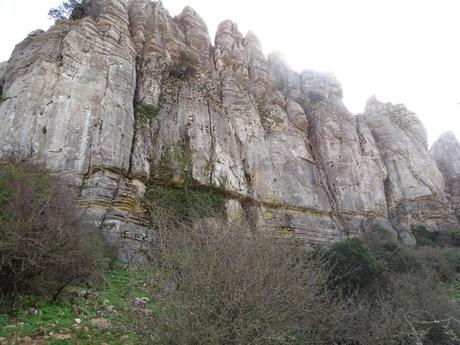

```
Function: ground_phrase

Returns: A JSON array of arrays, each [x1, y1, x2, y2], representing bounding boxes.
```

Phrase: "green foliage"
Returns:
[[136, 105, 160, 123], [411, 225, 460, 248], [447, 280, 460, 300], [374, 240, 420, 273], [324, 238, 385, 294], [146, 185, 226, 219], [364, 224, 460, 284], [362, 225, 420, 274], [413, 225, 439, 246], [413, 246, 460, 282], [372, 223, 393, 238], [151, 145, 193, 186]]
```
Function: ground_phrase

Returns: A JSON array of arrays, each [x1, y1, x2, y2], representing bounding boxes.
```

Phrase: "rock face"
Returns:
[[361, 97, 457, 242], [0, 0, 457, 257], [431, 132, 460, 222], [0, 0, 144, 261]]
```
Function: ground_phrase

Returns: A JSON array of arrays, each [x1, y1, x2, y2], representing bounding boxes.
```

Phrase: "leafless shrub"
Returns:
[[133, 199, 460, 344], [142, 220, 350, 344], [0, 157, 111, 309]]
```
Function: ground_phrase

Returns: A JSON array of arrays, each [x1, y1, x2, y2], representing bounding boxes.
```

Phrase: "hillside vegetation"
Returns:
[[1, 159, 460, 344]]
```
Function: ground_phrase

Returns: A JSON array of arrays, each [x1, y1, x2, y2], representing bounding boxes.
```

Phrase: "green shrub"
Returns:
[[362, 227, 420, 274], [324, 238, 385, 294], [375, 241, 420, 273], [0, 158, 111, 308], [145, 185, 226, 220], [150, 145, 193, 185], [413, 246, 460, 282], [136, 105, 160, 123], [364, 224, 460, 281], [451, 229, 460, 246], [413, 225, 440, 247]]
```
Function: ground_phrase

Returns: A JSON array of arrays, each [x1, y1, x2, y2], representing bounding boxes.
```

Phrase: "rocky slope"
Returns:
[[0, 0, 457, 258]]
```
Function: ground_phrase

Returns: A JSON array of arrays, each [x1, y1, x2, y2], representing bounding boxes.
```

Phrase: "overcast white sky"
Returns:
[[0, 0, 459, 145]]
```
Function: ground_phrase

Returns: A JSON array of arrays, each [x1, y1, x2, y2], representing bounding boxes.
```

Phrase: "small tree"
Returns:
[[0, 157, 111, 308], [48, 0, 100, 21]]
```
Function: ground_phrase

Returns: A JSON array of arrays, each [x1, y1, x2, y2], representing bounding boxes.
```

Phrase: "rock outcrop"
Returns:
[[0, 0, 457, 257], [0, 0, 144, 260], [0, 61, 6, 84], [361, 97, 457, 242], [431, 132, 460, 222]]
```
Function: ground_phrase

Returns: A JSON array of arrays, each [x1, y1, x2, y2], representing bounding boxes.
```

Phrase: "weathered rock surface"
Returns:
[[361, 97, 457, 241], [0, 0, 145, 261], [0, 61, 6, 85], [431, 132, 460, 222], [0, 0, 458, 256]]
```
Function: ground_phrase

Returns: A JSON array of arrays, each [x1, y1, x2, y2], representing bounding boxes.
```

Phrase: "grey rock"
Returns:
[[431, 132, 460, 222], [0, 61, 7, 84], [0, 0, 457, 256], [0, 0, 145, 258], [268, 57, 393, 237], [361, 97, 457, 240]]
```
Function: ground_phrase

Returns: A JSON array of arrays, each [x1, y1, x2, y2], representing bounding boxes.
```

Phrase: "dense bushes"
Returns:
[[0, 158, 110, 308], [5, 153, 458, 344], [324, 238, 385, 294], [136, 207, 460, 345], [412, 225, 460, 248], [142, 221, 354, 344]]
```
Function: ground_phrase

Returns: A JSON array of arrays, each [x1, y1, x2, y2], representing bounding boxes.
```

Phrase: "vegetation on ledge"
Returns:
[[136, 105, 160, 124], [145, 184, 226, 219]]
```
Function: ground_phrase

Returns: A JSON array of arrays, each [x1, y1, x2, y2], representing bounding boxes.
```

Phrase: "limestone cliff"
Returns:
[[0, 0, 457, 258], [431, 132, 460, 222], [361, 98, 457, 243]]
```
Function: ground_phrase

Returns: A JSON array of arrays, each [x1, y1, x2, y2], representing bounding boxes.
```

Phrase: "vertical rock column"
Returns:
[[268, 54, 394, 238], [431, 132, 460, 222], [298, 72, 392, 235], [214, 22, 342, 243], [361, 97, 457, 242]]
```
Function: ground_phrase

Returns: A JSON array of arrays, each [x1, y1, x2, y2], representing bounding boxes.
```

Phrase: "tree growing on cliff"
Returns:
[[48, 0, 100, 21]]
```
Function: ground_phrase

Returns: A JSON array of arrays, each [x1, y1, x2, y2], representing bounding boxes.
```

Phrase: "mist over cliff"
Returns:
[[0, 0, 459, 259]]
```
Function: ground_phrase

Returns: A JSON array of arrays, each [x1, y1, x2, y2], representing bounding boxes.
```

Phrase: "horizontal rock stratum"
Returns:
[[0, 0, 458, 259]]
